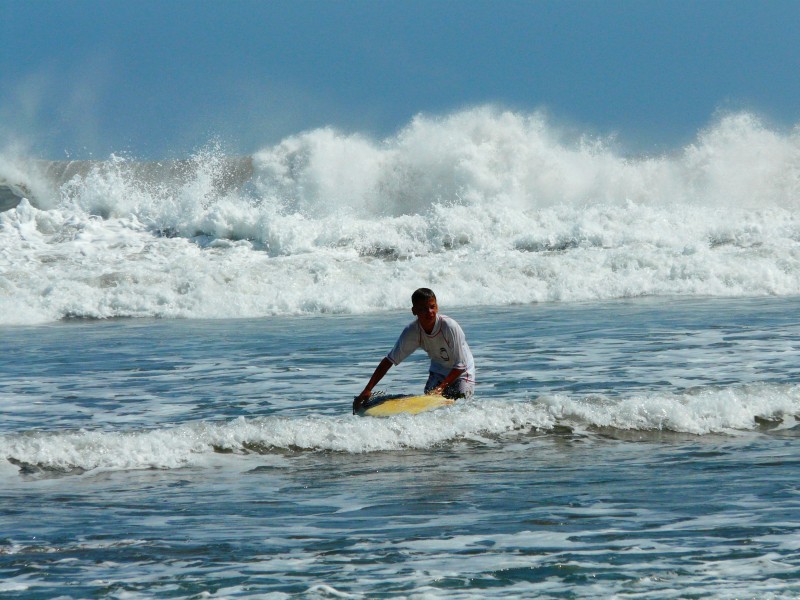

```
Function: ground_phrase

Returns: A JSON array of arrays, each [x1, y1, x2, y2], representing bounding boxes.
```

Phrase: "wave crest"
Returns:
[[3, 384, 798, 477]]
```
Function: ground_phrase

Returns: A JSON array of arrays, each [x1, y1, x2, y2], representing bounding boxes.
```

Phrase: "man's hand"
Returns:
[[353, 390, 371, 414], [428, 367, 465, 398], [354, 358, 393, 414]]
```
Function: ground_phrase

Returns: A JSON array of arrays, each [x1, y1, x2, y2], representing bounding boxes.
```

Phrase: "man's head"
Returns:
[[411, 288, 438, 332], [411, 288, 436, 306]]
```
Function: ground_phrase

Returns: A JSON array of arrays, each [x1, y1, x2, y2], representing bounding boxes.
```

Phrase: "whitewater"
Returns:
[[2, 108, 800, 325]]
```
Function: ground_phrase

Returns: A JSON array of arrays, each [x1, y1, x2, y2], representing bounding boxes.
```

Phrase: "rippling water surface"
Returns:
[[2, 296, 800, 598]]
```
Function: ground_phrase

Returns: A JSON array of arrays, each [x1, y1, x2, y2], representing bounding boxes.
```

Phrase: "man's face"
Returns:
[[412, 298, 438, 331]]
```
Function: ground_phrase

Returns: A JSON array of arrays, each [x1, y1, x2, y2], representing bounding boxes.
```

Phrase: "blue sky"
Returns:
[[2, 0, 799, 158]]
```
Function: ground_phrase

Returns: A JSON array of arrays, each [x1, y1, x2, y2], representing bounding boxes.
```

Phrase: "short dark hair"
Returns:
[[411, 288, 436, 305]]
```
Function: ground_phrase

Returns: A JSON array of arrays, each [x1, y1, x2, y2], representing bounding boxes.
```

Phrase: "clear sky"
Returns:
[[2, 0, 799, 159]]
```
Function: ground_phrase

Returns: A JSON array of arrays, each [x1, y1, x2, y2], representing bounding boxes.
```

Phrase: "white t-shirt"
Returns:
[[387, 314, 475, 381]]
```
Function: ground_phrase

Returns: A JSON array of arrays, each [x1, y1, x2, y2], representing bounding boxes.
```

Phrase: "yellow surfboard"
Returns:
[[359, 394, 455, 417]]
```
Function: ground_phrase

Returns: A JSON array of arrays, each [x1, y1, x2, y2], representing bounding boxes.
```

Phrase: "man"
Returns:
[[354, 288, 475, 413]]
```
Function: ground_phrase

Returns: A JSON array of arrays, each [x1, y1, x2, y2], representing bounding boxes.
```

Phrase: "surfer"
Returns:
[[353, 288, 475, 413]]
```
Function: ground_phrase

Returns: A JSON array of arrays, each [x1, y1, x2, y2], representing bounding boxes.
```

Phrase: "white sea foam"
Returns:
[[2, 383, 797, 475], [2, 109, 800, 324]]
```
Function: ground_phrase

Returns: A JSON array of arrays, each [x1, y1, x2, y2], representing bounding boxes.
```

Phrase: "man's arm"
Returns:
[[353, 357, 394, 413]]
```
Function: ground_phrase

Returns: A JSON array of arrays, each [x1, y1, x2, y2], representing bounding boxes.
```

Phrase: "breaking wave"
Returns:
[[2, 108, 800, 324], [3, 383, 798, 476]]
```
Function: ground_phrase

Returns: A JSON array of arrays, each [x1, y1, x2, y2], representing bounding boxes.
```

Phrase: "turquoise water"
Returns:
[[2, 296, 799, 598]]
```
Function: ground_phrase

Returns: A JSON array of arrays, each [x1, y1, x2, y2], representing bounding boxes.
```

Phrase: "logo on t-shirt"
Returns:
[[439, 348, 450, 361]]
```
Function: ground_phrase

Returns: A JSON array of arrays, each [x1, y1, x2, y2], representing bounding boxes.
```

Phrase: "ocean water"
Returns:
[[1, 108, 800, 598], [2, 298, 800, 598]]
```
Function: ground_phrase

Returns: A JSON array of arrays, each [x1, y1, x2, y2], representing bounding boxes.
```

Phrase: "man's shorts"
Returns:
[[424, 372, 475, 399]]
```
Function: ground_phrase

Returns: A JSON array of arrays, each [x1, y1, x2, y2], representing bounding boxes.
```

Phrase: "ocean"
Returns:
[[1, 108, 800, 598]]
